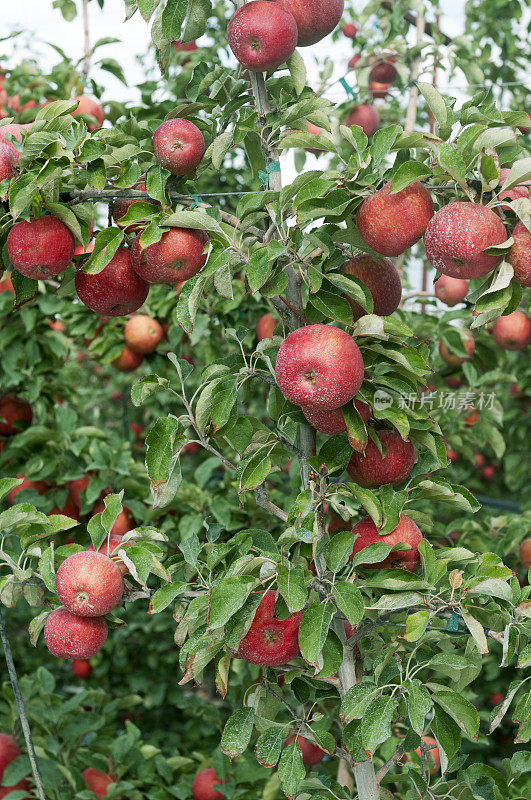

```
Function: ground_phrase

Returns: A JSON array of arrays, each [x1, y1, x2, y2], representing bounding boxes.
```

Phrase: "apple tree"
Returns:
[[0, 2, 530, 800]]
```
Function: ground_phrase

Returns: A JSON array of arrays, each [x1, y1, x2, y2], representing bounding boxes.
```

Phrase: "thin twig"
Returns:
[[376, 744, 404, 783], [0, 606, 47, 800]]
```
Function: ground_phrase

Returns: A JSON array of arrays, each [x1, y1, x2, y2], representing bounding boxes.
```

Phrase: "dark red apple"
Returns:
[[191, 767, 227, 800], [0, 143, 15, 181], [55, 550, 124, 617], [275, 0, 344, 46], [341, 254, 402, 319], [284, 734, 325, 765], [492, 309, 531, 350], [44, 607, 108, 659], [347, 429, 415, 487], [302, 399, 370, 434], [228, 2, 298, 72], [424, 202, 507, 279], [0, 395, 32, 435], [152, 118, 205, 176], [7, 216, 75, 279], [508, 222, 530, 287], [356, 182, 434, 257], [345, 104, 380, 138], [75, 247, 149, 316], [131, 227, 208, 284], [350, 514, 422, 571], [275, 324, 364, 410], [238, 590, 301, 666]]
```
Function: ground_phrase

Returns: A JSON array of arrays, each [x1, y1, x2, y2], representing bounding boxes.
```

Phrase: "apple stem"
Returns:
[[0, 606, 47, 799]]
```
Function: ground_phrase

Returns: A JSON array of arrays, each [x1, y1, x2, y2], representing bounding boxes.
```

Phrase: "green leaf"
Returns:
[[255, 728, 283, 768], [299, 602, 335, 667], [161, 0, 186, 41], [211, 131, 233, 171], [182, 0, 211, 42], [391, 160, 432, 193], [238, 451, 271, 493], [131, 375, 169, 406], [432, 690, 480, 740], [287, 50, 307, 96], [324, 531, 356, 573], [0, 478, 23, 503], [210, 578, 253, 629], [276, 565, 307, 613], [403, 611, 430, 642], [278, 741, 305, 796], [164, 210, 229, 241], [340, 681, 379, 723], [417, 82, 447, 126], [361, 695, 398, 755], [81, 227, 124, 275], [221, 707, 255, 759], [405, 679, 433, 734], [148, 582, 187, 614], [246, 247, 272, 294], [332, 581, 364, 625]]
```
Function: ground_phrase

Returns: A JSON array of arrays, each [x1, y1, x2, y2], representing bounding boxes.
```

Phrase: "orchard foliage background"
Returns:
[[0, 1, 530, 799]]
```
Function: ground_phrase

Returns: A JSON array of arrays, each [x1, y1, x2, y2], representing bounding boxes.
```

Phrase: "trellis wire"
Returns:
[[58, 182, 530, 204], [0, 606, 47, 800]]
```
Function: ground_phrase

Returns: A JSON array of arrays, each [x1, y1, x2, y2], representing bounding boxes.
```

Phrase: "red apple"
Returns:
[[131, 227, 208, 284], [492, 309, 531, 350], [490, 691, 504, 706], [75, 247, 149, 316], [44, 607, 108, 659], [0, 143, 15, 181], [405, 736, 440, 775], [464, 408, 479, 427], [152, 118, 205, 176], [228, 2, 298, 72], [238, 590, 301, 666], [302, 399, 370, 434], [508, 222, 530, 287], [0, 395, 32, 435], [439, 330, 475, 366], [56, 550, 124, 617], [284, 734, 325, 765], [369, 81, 390, 98], [434, 275, 469, 306], [482, 465, 496, 482], [124, 315, 163, 354], [275, 0, 344, 46], [351, 514, 422, 571], [275, 324, 364, 410], [347, 429, 415, 487], [0, 273, 14, 294], [82, 767, 115, 800], [424, 202, 507, 279], [7, 475, 48, 505], [191, 767, 227, 800], [497, 167, 530, 208], [345, 104, 380, 138], [446, 449, 458, 464], [256, 312, 279, 340], [0, 734, 21, 782], [0, 779, 31, 799], [519, 538, 531, 570], [72, 659, 92, 679], [342, 23, 358, 39], [356, 182, 434, 257], [7, 216, 75, 279], [369, 59, 398, 84], [69, 476, 91, 508], [341, 254, 402, 320], [111, 347, 143, 372], [474, 454, 485, 468], [445, 375, 463, 389], [72, 96, 105, 131], [0, 123, 26, 157]]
